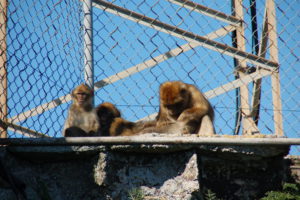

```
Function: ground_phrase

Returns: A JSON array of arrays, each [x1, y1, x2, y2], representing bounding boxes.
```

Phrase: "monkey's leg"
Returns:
[[65, 127, 87, 137], [197, 115, 215, 136]]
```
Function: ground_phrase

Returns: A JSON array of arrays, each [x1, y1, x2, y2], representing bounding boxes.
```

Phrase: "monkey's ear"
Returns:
[[113, 108, 121, 118], [71, 89, 76, 98], [180, 86, 187, 96], [179, 82, 187, 94]]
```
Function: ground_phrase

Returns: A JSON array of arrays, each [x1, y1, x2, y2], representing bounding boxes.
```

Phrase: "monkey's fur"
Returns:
[[157, 81, 214, 134], [96, 102, 121, 136], [63, 84, 99, 137], [96, 102, 180, 136]]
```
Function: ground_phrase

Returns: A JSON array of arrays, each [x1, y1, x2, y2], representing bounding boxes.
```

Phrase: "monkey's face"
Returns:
[[97, 109, 115, 124], [72, 84, 93, 106], [75, 92, 89, 105], [96, 103, 121, 125], [160, 81, 189, 118]]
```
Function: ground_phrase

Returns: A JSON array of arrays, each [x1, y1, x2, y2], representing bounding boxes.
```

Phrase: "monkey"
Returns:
[[156, 81, 215, 135], [96, 102, 146, 136], [63, 84, 100, 137], [96, 102, 140, 136], [96, 102, 181, 136], [109, 117, 177, 136], [109, 117, 144, 136], [95, 102, 121, 136]]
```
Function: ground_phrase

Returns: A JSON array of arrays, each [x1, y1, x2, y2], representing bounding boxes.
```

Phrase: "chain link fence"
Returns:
[[0, 0, 299, 152]]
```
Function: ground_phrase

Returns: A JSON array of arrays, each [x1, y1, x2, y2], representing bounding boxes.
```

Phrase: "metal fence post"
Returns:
[[0, 0, 7, 138], [233, 0, 260, 135], [83, 0, 94, 103], [266, 0, 283, 136]]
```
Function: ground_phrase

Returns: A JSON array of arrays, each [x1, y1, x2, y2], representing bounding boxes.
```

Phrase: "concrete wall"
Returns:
[[0, 144, 292, 200]]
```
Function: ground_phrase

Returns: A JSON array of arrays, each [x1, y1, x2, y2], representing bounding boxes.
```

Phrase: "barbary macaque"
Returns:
[[95, 102, 121, 136], [156, 81, 215, 135], [63, 84, 99, 137], [96, 102, 146, 136], [96, 102, 180, 136]]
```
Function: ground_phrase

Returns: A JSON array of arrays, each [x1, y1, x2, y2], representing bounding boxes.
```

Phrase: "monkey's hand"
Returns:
[[178, 108, 203, 134], [177, 111, 193, 123]]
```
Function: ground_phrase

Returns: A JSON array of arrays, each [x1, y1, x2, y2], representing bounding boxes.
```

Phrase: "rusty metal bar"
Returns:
[[0, 0, 7, 138], [6, 121, 50, 138], [167, 0, 242, 25], [266, 0, 283, 136], [233, 0, 259, 135], [251, 6, 269, 123]]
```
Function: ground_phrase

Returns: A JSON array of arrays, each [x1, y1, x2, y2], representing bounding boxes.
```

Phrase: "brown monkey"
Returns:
[[63, 84, 99, 137], [109, 117, 170, 136], [156, 81, 214, 134], [96, 102, 179, 136], [109, 117, 142, 136], [96, 102, 121, 136], [96, 102, 146, 136]]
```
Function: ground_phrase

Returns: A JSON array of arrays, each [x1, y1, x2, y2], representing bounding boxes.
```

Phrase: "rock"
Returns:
[[0, 143, 291, 200]]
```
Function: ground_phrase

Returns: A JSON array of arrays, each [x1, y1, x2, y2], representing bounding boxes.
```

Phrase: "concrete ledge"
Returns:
[[1, 135, 300, 146]]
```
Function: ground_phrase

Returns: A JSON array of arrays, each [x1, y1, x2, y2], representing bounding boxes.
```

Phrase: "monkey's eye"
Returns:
[[180, 88, 187, 95], [76, 92, 88, 96]]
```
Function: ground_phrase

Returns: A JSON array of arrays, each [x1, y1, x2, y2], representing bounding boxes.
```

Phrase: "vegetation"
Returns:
[[128, 188, 144, 200], [127, 183, 300, 200], [204, 189, 221, 200], [261, 183, 300, 200], [190, 189, 222, 200]]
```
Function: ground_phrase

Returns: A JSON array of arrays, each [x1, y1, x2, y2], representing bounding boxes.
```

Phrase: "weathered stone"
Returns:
[[0, 144, 292, 200], [93, 151, 199, 199], [285, 155, 300, 182]]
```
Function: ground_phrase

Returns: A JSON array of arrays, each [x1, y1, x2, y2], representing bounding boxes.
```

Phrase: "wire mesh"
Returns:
[[0, 0, 299, 153]]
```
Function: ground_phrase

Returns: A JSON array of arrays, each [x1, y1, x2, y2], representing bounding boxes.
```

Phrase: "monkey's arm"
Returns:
[[62, 111, 73, 136], [88, 111, 100, 133], [156, 107, 177, 127], [177, 106, 210, 134], [177, 106, 209, 122]]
